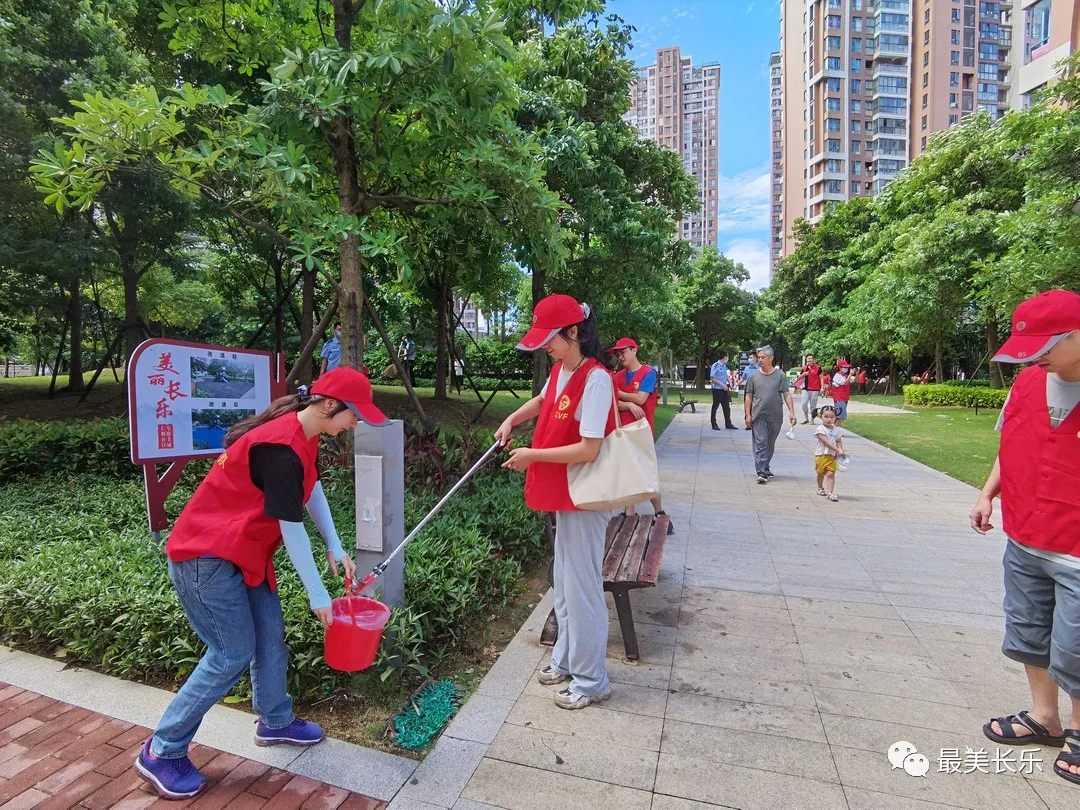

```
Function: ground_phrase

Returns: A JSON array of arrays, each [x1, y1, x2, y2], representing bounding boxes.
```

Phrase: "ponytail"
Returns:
[[223, 385, 346, 448], [558, 305, 611, 370]]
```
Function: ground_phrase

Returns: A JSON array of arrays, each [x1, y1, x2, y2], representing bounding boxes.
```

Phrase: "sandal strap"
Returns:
[[992, 711, 1049, 739], [1063, 729, 1080, 754]]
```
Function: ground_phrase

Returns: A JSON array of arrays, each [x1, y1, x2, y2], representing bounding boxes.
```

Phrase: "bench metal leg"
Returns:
[[611, 586, 640, 661]]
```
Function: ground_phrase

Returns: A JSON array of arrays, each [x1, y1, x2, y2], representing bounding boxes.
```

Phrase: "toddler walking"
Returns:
[[814, 405, 846, 502]]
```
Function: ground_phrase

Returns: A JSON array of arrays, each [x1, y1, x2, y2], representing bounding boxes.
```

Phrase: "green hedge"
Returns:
[[941, 379, 992, 388], [903, 384, 1008, 408], [378, 376, 532, 392], [0, 418, 134, 481]]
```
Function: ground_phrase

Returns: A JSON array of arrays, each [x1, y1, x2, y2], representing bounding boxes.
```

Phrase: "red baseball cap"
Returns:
[[517, 294, 588, 351], [993, 290, 1080, 363], [838, 360, 851, 368], [310, 367, 388, 425], [610, 337, 638, 352]]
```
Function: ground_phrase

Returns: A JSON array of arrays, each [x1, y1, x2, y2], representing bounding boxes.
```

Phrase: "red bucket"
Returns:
[[324, 579, 391, 672]]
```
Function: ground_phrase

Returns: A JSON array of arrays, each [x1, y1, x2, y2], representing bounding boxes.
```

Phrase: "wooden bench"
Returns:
[[540, 513, 670, 661], [677, 392, 698, 413]]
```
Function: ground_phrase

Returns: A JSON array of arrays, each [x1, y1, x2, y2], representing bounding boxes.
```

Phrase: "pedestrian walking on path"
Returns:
[[138, 368, 388, 799], [813, 405, 846, 502], [710, 351, 736, 430], [830, 360, 852, 423], [611, 337, 675, 535], [497, 294, 615, 711], [970, 289, 1080, 787], [318, 322, 342, 376], [743, 345, 796, 484], [796, 353, 822, 424]]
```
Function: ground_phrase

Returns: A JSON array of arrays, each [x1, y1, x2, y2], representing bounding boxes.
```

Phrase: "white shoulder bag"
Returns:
[[567, 380, 661, 511]]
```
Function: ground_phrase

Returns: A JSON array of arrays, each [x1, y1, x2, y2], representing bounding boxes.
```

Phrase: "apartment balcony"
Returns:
[[999, 26, 1012, 50], [873, 40, 910, 60], [873, 163, 904, 179], [874, 146, 906, 157], [868, 0, 909, 12], [874, 179, 894, 195], [872, 123, 907, 138], [872, 61, 908, 78]]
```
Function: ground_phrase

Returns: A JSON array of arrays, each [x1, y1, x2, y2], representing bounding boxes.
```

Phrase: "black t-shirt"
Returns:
[[249, 443, 306, 522]]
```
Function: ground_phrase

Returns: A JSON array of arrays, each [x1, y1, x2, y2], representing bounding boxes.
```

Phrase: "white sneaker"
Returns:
[[537, 666, 570, 686], [554, 688, 612, 710]]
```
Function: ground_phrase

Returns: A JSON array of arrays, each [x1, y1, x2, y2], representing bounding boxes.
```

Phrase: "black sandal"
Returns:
[[1054, 730, 1080, 785], [982, 711, 1066, 746]]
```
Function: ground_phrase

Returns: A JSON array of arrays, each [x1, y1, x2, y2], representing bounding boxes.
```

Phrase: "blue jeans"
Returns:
[[151, 557, 294, 758]]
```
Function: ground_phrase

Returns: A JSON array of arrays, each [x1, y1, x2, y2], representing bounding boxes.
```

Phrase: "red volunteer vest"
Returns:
[[525, 359, 617, 513], [166, 412, 320, 589], [832, 373, 851, 402], [616, 365, 658, 429], [999, 365, 1080, 557], [803, 364, 822, 391]]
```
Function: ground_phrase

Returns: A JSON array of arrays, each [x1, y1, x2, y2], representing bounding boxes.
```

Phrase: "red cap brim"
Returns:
[[516, 326, 561, 351], [993, 332, 1068, 363], [345, 401, 390, 426]]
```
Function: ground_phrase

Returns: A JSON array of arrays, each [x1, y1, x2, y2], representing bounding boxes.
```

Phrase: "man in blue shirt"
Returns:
[[319, 322, 342, 376], [710, 352, 736, 430]]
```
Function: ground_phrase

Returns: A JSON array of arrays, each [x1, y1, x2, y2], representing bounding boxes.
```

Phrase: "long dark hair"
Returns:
[[223, 388, 345, 448], [558, 306, 611, 370]]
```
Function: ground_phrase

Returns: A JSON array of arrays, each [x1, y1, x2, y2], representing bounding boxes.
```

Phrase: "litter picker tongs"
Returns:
[[351, 439, 504, 593]]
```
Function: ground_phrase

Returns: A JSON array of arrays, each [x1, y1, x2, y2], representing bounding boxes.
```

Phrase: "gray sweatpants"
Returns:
[[752, 418, 783, 476], [801, 389, 820, 420], [550, 509, 613, 698]]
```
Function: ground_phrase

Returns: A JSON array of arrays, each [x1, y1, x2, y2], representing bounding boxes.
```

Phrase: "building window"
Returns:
[[951, 51, 960, 65], [826, 117, 841, 132], [924, 31, 930, 45], [826, 56, 842, 70], [951, 29, 960, 45], [924, 10, 930, 24], [951, 8, 961, 23], [826, 158, 843, 173], [825, 179, 844, 194], [851, 99, 862, 113], [922, 93, 928, 109], [851, 58, 862, 72], [826, 138, 842, 152], [949, 113, 959, 124], [949, 92, 958, 107], [851, 38, 862, 53], [852, 16, 863, 32], [923, 72, 929, 88], [851, 119, 862, 133], [851, 78, 862, 93], [924, 51, 930, 66], [921, 136, 927, 150], [980, 43, 1000, 61], [827, 77, 842, 92], [950, 71, 960, 87], [978, 61, 997, 80], [827, 35, 842, 50], [1027, 0, 1051, 59], [852, 141, 861, 155], [826, 97, 841, 112], [853, 0, 862, 8], [827, 14, 841, 29], [853, 161, 861, 175], [921, 114, 928, 130]]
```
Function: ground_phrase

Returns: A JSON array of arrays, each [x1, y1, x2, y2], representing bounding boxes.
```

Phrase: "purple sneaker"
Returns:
[[134, 738, 206, 799], [254, 717, 324, 747]]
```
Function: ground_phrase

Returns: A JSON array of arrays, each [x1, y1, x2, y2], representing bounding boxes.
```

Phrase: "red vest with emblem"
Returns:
[[525, 359, 617, 512], [999, 365, 1080, 557], [166, 412, 320, 589], [615, 365, 658, 429]]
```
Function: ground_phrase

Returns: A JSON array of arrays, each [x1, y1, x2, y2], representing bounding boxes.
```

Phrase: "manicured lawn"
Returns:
[[843, 402, 1000, 488]]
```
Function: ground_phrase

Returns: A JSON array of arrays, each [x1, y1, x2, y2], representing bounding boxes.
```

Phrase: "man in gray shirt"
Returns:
[[744, 345, 797, 484]]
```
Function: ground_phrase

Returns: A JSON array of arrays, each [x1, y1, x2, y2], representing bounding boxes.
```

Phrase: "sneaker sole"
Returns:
[[134, 758, 205, 800], [254, 734, 324, 747], [537, 674, 571, 686], [555, 691, 613, 710]]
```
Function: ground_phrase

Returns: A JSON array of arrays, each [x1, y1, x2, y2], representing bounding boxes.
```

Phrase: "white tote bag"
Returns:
[[567, 385, 660, 511]]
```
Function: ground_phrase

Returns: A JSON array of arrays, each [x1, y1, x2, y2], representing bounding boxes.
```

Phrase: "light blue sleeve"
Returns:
[[306, 481, 346, 562], [320, 342, 331, 359], [279, 520, 331, 610]]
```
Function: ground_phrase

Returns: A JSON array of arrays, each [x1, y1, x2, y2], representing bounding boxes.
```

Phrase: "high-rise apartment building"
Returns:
[[772, 0, 1020, 275], [626, 47, 721, 249], [1013, 0, 1080, 107], [770, 52, 785, 269]]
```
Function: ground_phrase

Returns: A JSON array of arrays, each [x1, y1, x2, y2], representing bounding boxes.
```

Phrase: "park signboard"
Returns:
[[127, 339, 286, 532]]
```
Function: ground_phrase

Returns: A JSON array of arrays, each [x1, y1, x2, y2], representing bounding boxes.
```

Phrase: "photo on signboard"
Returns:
[[190, 356, 257, 399], [191, 408, 255, 451]]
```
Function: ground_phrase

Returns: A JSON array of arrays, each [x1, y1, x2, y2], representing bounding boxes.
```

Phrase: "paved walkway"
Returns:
[[3, 407, 1077, 809]]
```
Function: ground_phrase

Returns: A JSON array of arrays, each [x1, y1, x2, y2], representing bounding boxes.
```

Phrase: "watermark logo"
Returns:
[[888, 742, 1044, 777]]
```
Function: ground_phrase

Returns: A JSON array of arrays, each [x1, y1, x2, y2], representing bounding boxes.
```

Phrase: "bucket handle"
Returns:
[[342, 576, 358, 621]]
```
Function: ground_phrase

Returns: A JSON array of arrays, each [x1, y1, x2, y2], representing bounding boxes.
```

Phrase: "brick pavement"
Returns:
[[0, 683, 386, 810]]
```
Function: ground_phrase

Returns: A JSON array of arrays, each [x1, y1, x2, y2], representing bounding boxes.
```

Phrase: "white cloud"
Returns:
[[746, 2, 755, 13], [723, 238, 772, 292], [715, 165, 771, 235]]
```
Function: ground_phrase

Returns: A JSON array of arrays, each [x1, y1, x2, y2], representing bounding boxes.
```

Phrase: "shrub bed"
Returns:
[[0, 424, 545, 699], [903, 383, 1008, 408], [0, 417, 134, 481]]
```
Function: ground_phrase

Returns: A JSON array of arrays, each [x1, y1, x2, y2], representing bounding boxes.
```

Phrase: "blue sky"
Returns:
[[610, 0, 780, 290]]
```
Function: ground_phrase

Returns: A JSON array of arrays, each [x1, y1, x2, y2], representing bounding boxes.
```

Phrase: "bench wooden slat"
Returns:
[[615, 516, 654, 582], [637, 516, 669, 586], [604, 513, 626, 553], [601, 515, 639, 581]]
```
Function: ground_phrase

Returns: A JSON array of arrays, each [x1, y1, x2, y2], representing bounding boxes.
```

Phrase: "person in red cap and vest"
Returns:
[[610, 337, 675, 535], [830, 360, 852, 424], [496, 294, 616, 710], [135, 367, 388, 800], [971, 289, 1080, 787]]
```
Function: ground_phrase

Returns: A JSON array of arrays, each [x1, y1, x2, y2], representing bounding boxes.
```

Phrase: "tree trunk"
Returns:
[[66, 275, 84, 393], [434, 280, 449, 400], [339, 238, 364, 370], [123, 263, 141, 365], [272, 251, 285, 355], [531, 266, 546, 395], [986, 319, 1005, 389], [695, 340, 707, 390], [933, 331, 944, 383], [887, 356, 899, 395], [299, 268, 315, 384]]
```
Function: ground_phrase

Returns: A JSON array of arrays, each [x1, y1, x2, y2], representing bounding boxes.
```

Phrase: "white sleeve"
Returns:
[[995, 391, 1011, 432], [578, 369, 614, 438]]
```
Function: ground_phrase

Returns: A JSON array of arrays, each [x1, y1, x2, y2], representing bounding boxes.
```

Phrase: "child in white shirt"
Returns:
[[814, 405, 846, 502]]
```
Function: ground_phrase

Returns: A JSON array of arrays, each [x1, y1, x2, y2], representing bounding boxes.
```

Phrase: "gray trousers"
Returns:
[[801, 389, 820, 420], [752, 418, 783, 476], [550, 509, 612, 698]]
